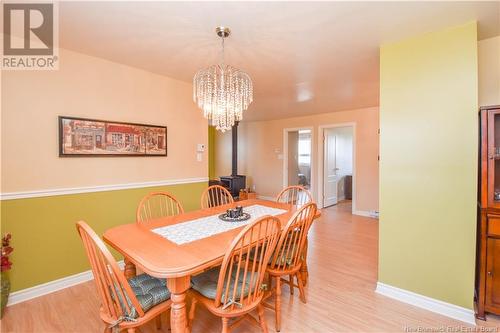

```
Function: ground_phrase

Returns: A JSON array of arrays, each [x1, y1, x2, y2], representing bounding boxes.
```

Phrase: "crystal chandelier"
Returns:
[[193, 27, 253, 132]]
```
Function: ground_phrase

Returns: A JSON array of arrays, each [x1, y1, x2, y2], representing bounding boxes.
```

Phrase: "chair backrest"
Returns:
[[76, 221, 144, 321], [136, 192, 184, 223], [270, 203, 317, 272], [214, 216, 281, 311], [201, 185, 234, 209], [276, 185, 313, 207]]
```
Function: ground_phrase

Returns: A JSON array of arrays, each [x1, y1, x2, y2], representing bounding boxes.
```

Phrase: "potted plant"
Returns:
[[1, 233, 13, 318]]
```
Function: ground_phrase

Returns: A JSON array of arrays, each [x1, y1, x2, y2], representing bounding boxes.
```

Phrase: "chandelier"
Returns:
[[193, 27, 253, 132]]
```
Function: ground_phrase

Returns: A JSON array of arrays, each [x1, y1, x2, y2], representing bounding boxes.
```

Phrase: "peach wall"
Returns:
[[478, 36, 500, 106], [1, 48, 208, 193], [214, 124, 247, 178], [215, 107, 379, 213]]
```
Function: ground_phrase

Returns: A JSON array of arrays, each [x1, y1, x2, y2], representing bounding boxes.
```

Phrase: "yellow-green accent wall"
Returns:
[[1, 182, 207, 292], [379, 22, 478, 309], [208, 126, 216, 179]]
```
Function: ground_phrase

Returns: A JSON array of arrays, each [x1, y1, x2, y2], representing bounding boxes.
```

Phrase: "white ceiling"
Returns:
[[59, 1, 500, 121]]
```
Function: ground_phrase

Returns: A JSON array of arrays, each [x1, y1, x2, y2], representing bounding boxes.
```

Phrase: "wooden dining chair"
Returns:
[[136, 192, 184, 223], [201, 185, 234, 209], [276, 186, 314, 287], [76, 221, 171, 333], [264, 202, 317, 332], [276, 185, 313, 207], [188, 216, 281, 333]]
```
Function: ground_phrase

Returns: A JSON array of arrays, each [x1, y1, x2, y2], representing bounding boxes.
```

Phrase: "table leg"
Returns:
[[300, 238, 309, 286], [123, 258, 136, 279], [167, 276, 191, 333]]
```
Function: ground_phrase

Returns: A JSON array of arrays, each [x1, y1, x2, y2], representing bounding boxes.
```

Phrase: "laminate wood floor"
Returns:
[[2, 202, 499, 332]]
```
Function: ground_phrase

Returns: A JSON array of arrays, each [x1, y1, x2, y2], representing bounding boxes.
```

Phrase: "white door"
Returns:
[[323, 129, 338, 207]]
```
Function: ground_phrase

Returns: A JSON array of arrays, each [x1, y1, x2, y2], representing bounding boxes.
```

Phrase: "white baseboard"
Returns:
[[353, 210, 378, 218], [7, 261, 124, 306], [375, 282, 475, 325], [353, 210, 371, 217]]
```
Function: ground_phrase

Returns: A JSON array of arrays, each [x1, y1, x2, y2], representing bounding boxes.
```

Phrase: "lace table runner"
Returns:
[[152, 204, 287, 245]]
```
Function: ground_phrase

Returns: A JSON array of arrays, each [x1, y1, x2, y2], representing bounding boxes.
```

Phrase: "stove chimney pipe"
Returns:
[[231, 121, 238, 176]]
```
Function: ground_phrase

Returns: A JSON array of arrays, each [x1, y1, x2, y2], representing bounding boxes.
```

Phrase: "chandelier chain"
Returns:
[[220, 35, 225, 66]]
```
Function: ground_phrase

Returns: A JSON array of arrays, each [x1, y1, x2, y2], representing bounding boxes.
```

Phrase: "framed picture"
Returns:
[[58, 116, 167, 157]]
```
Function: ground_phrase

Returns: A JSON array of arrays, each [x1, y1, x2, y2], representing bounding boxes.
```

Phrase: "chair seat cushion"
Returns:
[[127, 274, 170, 314], [191, 266, 255, 303], [249, 239, 301, 268]]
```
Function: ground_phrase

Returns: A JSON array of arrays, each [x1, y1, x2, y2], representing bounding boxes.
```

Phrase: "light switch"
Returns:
[[196, 152, 203, 162]]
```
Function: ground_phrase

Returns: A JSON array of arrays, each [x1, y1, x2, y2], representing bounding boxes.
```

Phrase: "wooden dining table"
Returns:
[[103, 198, 318, 333]]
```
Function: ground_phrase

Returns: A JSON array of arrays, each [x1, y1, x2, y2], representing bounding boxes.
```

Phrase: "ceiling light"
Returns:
[[193, 26, 253, 132]]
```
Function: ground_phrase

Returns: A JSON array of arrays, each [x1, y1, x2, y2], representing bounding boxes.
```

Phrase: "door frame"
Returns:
[[283, 127, 315, 200], [317, 123, 356, 212]]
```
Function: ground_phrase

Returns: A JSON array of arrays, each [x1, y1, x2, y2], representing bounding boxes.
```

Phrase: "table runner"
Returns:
[[152, 204, 287, 245]]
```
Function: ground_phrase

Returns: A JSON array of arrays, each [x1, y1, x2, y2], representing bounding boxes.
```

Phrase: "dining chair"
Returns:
[[201, 185, 234, 209], [276, 186, 314, 287], [276, 185, 313, 207], [264, 202, 317, 332], [188, 216, 281, 333], [136, 192, 184, 223], [76, 221, 171, 333]]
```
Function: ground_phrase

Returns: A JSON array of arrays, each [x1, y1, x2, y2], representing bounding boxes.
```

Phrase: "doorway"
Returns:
[[318, 124, 355, 210], [283, 127, 313, 193], [95, 135, 102, 148]]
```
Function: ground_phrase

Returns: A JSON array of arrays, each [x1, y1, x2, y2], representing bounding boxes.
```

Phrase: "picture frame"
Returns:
[[58, 116, 167, 157]]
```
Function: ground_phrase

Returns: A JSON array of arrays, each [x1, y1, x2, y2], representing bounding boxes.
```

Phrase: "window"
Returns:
[[111, 133, 123, 145], [77, 134, 93, 148], [298, 130, 311, 165]]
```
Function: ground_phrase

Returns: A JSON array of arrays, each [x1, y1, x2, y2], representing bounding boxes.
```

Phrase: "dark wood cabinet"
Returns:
[[476, 105, 500, 319], [486, 238, 500, 311]]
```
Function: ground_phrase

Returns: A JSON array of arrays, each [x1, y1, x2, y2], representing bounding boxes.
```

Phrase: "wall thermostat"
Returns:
[[197, 144, 206, 152]]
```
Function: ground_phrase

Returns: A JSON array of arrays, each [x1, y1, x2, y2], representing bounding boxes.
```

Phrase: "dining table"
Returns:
[[103, 198, 319, 333]]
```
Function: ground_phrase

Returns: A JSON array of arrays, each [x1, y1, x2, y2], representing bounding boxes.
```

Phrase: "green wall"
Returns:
[[379, 22, 478, 309], [1, 181, 207, 292], [208, 126, 216, 179]]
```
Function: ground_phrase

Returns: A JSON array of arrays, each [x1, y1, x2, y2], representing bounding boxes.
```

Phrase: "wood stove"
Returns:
[[220, 175, 246, 198]]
